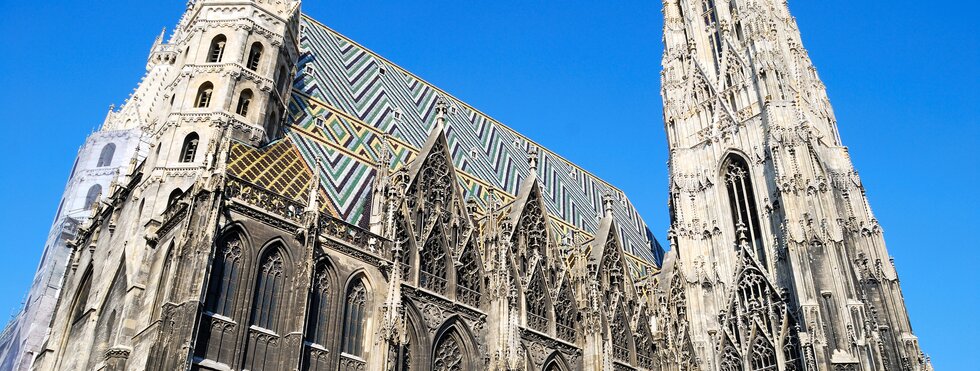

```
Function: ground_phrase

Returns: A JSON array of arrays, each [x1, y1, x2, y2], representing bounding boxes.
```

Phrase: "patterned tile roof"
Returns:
[[270, 15, 663, 266]]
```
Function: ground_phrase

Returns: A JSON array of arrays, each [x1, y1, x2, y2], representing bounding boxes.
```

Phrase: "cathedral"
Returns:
[[0, 1, 931, 370]]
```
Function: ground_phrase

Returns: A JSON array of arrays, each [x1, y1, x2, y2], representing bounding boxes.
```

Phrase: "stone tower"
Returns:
[[27, 1, 301, 370], [660, 1, 928, 370]]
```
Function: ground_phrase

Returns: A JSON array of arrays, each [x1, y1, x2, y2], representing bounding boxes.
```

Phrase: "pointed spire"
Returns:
[[154, 27, 166, 47]]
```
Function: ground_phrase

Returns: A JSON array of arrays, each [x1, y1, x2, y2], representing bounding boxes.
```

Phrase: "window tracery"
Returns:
[[600, 229, 625, 295], [750, 335, 778, 371], [419, 227, 449, 294], [635, 312, 657, 369], [512, 187, 549, 275], [724, 155, 767, 267], [555, 282, 576, 342], [205, 234, 243, 317], [455, 242, 481, 307], [341, 280, 367, 356], [719, 344, 743, 371], [250, 248, 284, 331], [525, 271, 550, 333], [432, 331, 464, 371], [305, 263, 332, 346], [611, 304, 633, 363]]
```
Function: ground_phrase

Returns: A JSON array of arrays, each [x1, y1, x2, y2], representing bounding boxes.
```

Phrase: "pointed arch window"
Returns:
[[455, 243, 481, 307], [207, 35, 227, 63], [250, 248, 285, 331], [724, 155, 767, 266], [152, 242, 176, 319], [419, 231, 449, 294], [635, 312, 657, 369], [236, 90, 253, 117], [180, 133, 200, 163], [555, 282, 576, 342], [72, 269, 93, 323], [525, 272, 549, 333], [247, 43, 263, 71], [97, 143, 115, 167], [611, 304, 633, 363], [195, 82, 214, 108], [750, 336, 778, 371], [544, 361, 565, 371], [701, 0, 722, 73], [204, 234, 243, 317], [432, 330, 464, 371], [720, 345, 743, 371], [167, 188, 184, 208], [341, 280, 367, 356], [305, 263, 333, 346], [83, 184, 102, 210]]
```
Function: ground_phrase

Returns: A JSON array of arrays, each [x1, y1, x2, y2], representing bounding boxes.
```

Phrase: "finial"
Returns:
[[526, 146, 539, 172], [602, 192, 615, 217], [155, 27, 166, 45], [435, 98, 448, 127]]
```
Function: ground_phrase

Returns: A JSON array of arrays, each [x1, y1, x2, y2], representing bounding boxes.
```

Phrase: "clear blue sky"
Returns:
[[0, 1, 976, 368]]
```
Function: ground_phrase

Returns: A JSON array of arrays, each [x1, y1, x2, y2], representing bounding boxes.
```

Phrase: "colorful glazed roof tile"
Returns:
[[254, 15, 664, 267]]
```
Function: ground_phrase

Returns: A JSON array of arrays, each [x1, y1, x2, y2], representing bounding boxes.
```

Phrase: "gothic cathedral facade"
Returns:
[[3, 1, 929, 371]]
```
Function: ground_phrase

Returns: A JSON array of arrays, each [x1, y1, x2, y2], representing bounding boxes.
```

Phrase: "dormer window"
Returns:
[[207, 35, 227, 63]]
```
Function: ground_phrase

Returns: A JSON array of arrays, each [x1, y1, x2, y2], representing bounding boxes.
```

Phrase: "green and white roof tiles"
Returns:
[[285, 16, 664, 267]]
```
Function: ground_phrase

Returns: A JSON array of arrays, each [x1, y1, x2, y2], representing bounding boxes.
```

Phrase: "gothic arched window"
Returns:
[[525, 271, 549, 333], [72, 269, 93, 323], [555, 282, 576, 342], [167, 188, 184, 208], [419, 231, 449, 294], [724, 155, 767, 266], [236, 89, 253, 117], [544, 361, 565, 371], [97, 143, 115, 167], [611, 304, 633, 363], [247, 43, 263, 71], [341, 279, 367, 357], [207, 35, 227, 63], [152, 242, 176, 319], [720, 344, 743, 371], [83, 184, 102, 210], [250, 247, 285, 331], [432, 330, 465, 371], [455, 243, 481, 307], [195, 82, 214, 108], [751, 335, 778, 371], [180, 133, 200, 163], [204, 234, 244, 317], [635, 312, 657, 369], [305, 263, 333, 346]]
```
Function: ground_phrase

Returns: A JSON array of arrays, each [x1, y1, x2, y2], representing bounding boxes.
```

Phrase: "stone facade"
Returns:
[[7, 1, 928, 371]]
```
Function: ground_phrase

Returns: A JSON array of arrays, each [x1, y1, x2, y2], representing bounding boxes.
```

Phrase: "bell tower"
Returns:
[[661, 1, 928, 370]]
